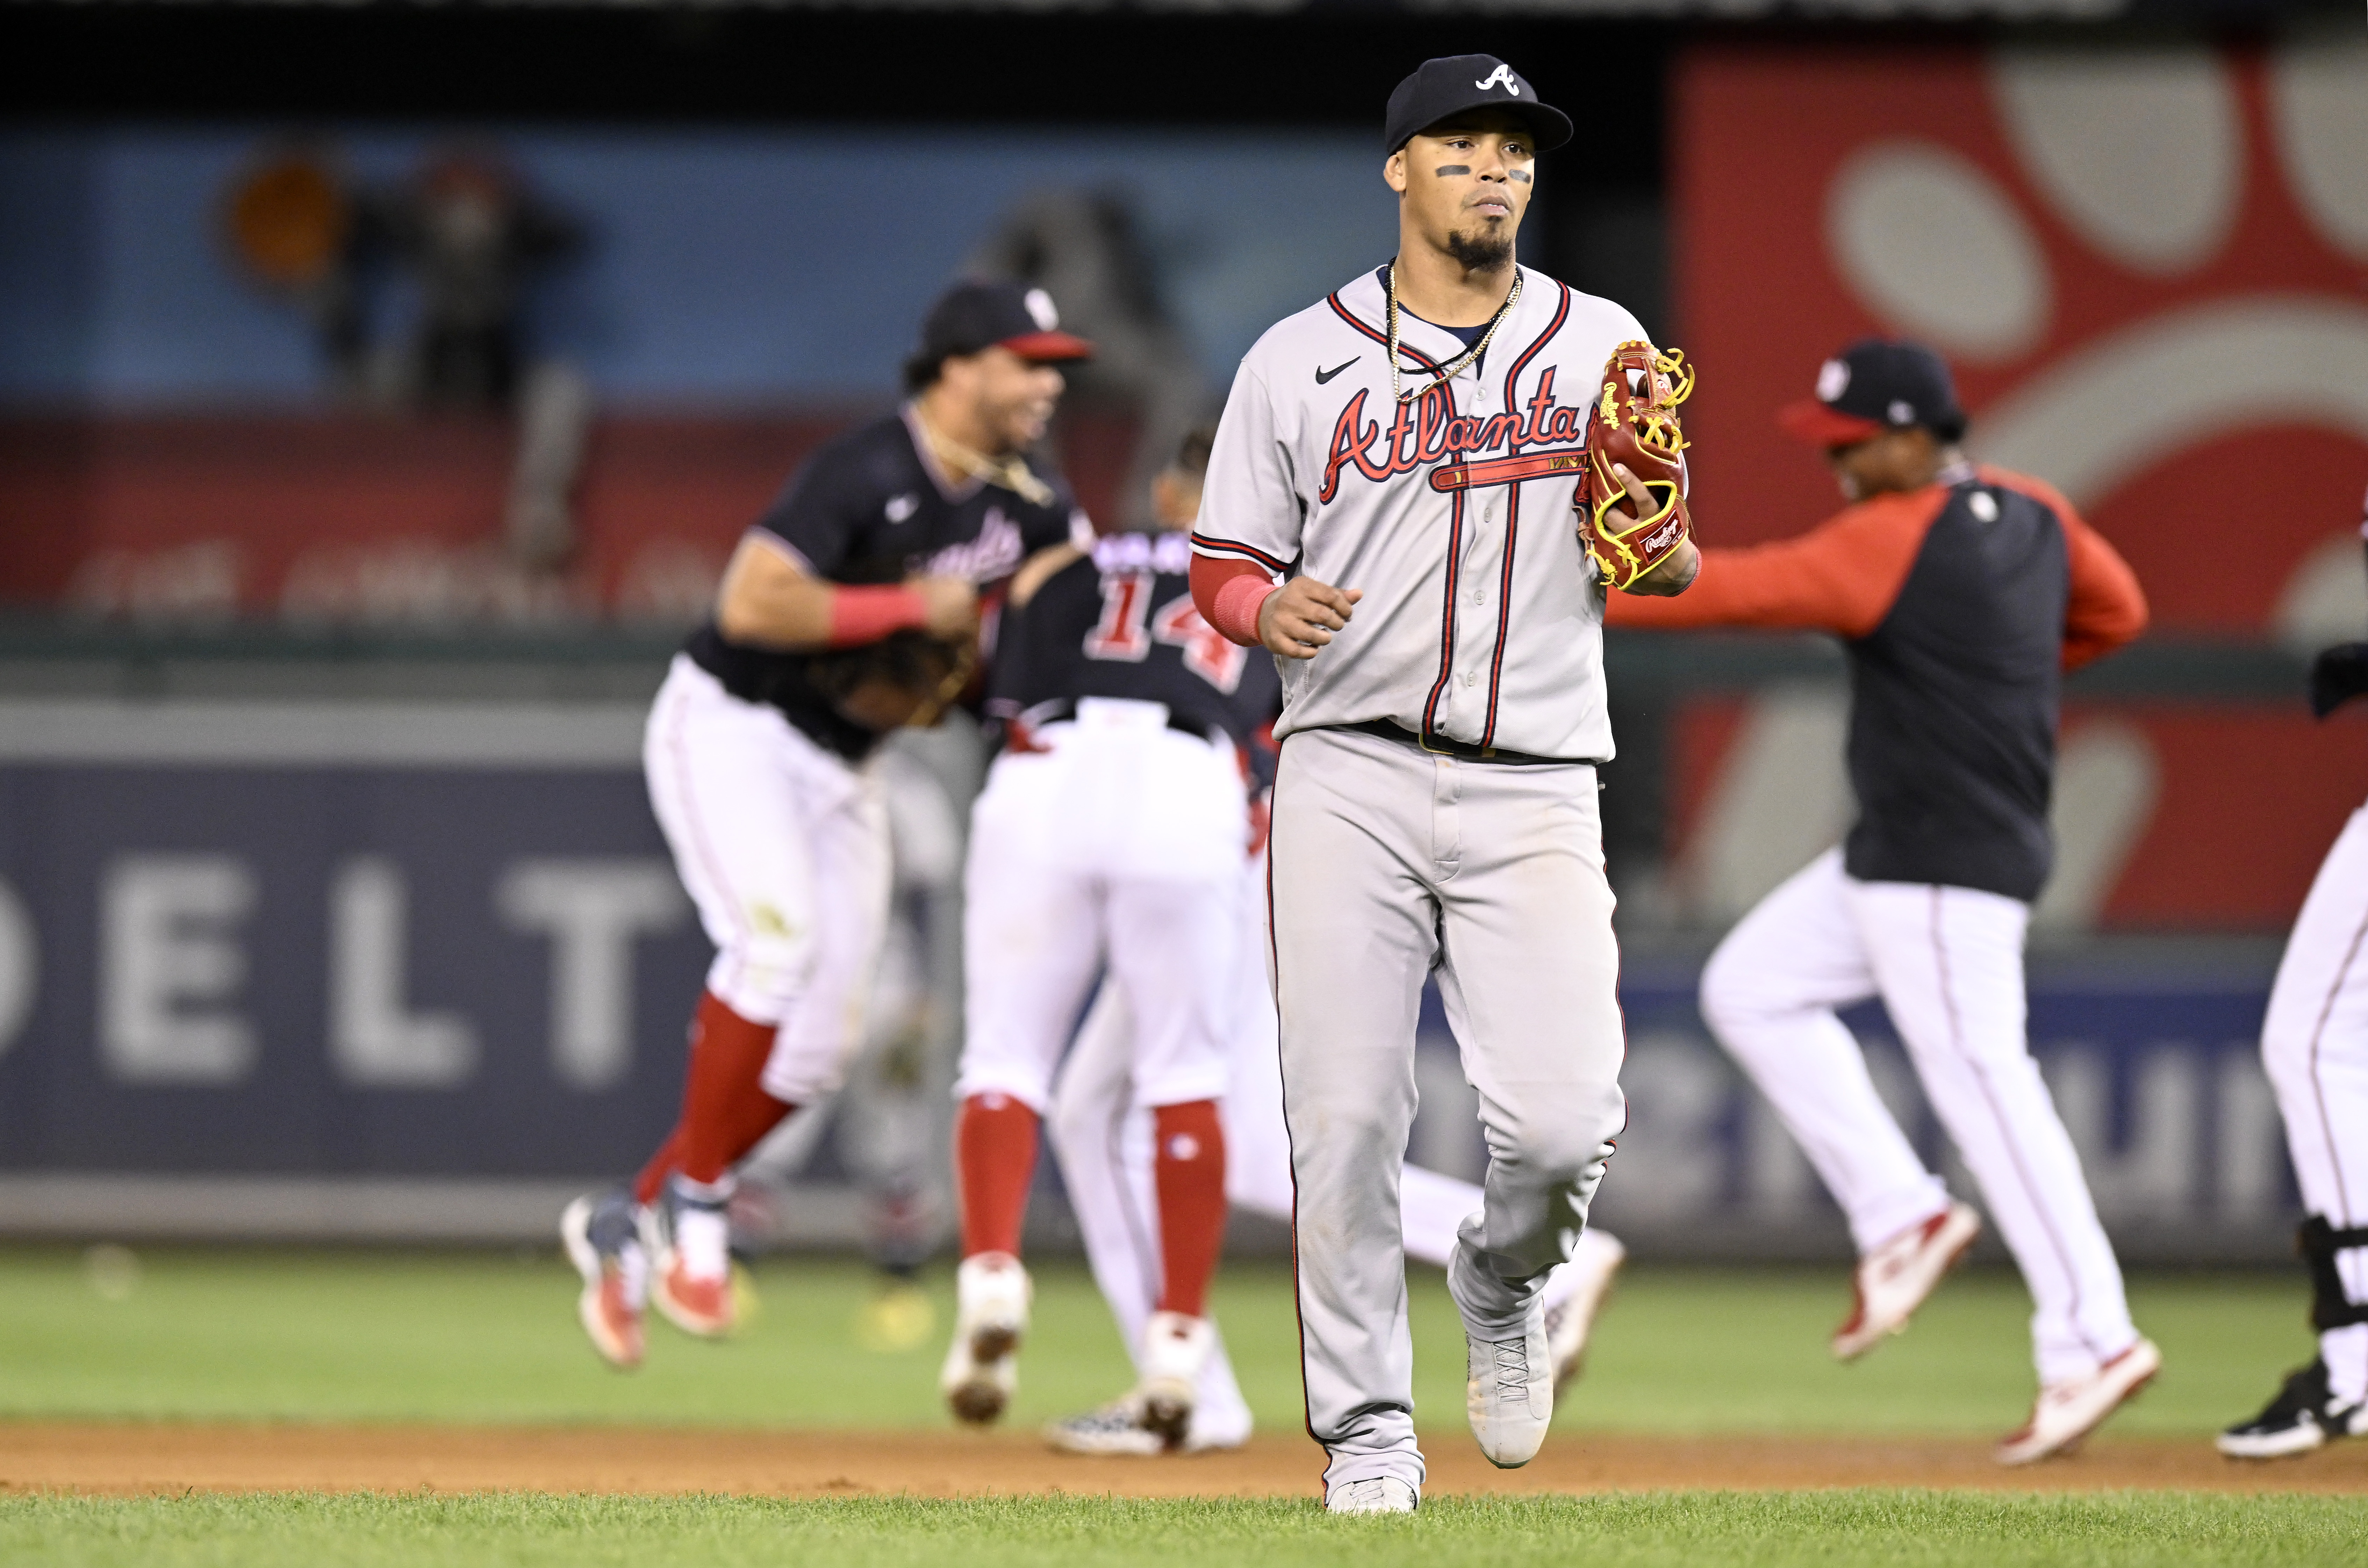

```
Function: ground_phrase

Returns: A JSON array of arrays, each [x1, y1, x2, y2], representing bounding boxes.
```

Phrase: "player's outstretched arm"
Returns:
[[716, 533, 977, 648], [1257, 577, 1363, 662]]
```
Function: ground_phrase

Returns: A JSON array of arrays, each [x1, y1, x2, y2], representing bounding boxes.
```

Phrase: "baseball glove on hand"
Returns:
[[1576, 340, 1695, 592], [810, 630, 976, 733], [2309, 642, 2368, 719]]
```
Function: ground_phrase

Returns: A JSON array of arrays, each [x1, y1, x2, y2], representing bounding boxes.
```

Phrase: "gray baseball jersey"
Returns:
[[1198, 262, 1637, 1501], [1192, 263, 1652, 761]]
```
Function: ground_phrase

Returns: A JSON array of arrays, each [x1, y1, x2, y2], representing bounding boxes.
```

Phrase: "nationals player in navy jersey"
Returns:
[[1187, 57, 1698, 1513], [941, 426, 1278, 1444], [1609, 338, 2158, 1464], [561, 280, 1093, 1369]]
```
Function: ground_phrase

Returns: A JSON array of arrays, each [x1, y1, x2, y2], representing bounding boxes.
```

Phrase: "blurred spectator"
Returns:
[[222, 143, 594, 572], [968, 189, 1206, 533], [221, 141, 376, 396]]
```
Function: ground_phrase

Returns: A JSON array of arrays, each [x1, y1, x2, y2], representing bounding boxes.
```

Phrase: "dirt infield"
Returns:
[[5, 1423, 2366, 1498]]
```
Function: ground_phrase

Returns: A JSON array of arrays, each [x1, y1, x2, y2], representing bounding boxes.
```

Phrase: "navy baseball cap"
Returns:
[[1384, 55, 1572, 157], [1779, 339, 1967, 448], [917, 279, 1093, 366]]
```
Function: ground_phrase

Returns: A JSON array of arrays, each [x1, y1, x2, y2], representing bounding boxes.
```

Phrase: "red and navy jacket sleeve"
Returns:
[[1981, 468, 2149, 670], [1602, 489, 1944, 640], [1606, 474, 2150, 669]]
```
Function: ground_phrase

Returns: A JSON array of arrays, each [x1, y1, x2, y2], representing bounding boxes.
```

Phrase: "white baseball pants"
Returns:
[[1699, 848, 2139, 1386], [643, 655, 891, 1103], [1269, 727, 1628, 1496], [956, 699, 1246, 1115], [2261, 800, 2368, 1405], [1048, 850, 1627, 1446]]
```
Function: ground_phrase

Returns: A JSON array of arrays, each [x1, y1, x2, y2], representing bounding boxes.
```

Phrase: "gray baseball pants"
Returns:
[[1268, 726, 1628, 1497]]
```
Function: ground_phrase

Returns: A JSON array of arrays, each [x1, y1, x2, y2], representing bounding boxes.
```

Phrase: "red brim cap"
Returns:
[[1001, 330, 1095, 363], [1777, 399, 1884, 448]]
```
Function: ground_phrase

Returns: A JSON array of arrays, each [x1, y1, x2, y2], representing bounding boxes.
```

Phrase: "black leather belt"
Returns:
[[1337, 718, 1585, 767], [1018, 698, 1229, 746]]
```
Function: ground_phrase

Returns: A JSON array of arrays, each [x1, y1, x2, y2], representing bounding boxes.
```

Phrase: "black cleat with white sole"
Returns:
[[2218, 1359, 2367, 1459]]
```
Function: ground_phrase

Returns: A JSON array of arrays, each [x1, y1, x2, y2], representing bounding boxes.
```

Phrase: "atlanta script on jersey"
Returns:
[[992, 530, 1281, 749], [1192, 264, 1663, 762]]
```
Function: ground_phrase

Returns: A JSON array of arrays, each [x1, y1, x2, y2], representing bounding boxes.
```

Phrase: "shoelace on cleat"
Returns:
[[1490, 1339, 1530, 1400]]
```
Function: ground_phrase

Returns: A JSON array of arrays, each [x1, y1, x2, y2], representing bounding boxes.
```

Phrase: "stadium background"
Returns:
[[0, 3, 2362, 1285]]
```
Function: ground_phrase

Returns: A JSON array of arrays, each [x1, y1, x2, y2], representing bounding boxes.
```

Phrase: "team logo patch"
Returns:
[[885, 493, 918, 524], [1816, 357, 1851, 401], [1024, 288, 1060, 331], [1476, 64, 1521, 95]]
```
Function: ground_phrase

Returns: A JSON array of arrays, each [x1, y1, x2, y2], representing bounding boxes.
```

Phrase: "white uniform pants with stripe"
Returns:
[[1269, 727, 1628, 1496], [2261, 801, 2368, 1405], [1699, 848, 2138, 1386], [956, 699, 1246, 1115], [643, 655, 892, 1103], [1049, 848, 1629, 1446]]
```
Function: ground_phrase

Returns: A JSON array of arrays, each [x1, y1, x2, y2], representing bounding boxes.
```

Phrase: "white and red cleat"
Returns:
[[1831, 1201, 1982, 1362], [942, 1251, 1032, 1425], [1137, 1311, 1217, 1449], [1996, 1338, 2162, 1464], [649, 1189, 741, 1338], [561, 1192, 648, 1370], [653, 1263, 737, 1338], [1544, 1232, 1627, 1395]]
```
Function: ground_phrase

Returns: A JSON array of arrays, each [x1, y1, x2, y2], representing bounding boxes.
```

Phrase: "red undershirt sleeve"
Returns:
[[1602, 490, 1944, 640], [1192, 553, 1278, 648]]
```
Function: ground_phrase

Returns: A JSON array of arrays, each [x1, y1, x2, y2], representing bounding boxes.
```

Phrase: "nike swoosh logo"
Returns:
[[1315, 358, 1359, 385]]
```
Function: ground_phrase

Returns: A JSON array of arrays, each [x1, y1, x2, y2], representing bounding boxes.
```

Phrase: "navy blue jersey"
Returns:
[[991, 530, 1281, 749], [687, 408, 1087, 757]]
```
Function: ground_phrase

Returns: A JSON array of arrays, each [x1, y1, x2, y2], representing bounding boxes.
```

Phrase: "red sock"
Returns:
[[1153, 1099, 1227, 1318], [633, 992, 795, 1203], [957, 1092, 1040, 1258]]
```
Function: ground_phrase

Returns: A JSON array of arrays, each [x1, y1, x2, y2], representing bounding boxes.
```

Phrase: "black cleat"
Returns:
[[2217, 1359, 2366, 1459]]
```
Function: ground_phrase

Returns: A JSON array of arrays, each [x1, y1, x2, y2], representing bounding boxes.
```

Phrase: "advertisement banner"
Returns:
[[0, 697, 2304, 1258]]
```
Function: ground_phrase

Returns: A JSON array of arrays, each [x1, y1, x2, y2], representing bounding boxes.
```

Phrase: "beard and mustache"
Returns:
[[1444, 226, 1514, 273]]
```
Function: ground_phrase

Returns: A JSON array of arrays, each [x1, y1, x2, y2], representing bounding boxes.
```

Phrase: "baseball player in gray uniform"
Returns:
[[1189, 56, 1697, 1513]]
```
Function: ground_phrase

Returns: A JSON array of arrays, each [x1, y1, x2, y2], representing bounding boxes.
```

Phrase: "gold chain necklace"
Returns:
[[912, 403, 1055, 507], [1385, 263, 1522, 404]]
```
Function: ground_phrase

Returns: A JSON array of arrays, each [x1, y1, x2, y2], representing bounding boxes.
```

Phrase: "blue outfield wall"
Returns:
[[0, 126, 1395, 405], [0, 704, 2304, 1260]]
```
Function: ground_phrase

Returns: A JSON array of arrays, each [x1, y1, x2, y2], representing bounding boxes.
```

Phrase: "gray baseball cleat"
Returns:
[[1450, 1240, 1553, 1467], [1325, 1476, 1418, 1515]]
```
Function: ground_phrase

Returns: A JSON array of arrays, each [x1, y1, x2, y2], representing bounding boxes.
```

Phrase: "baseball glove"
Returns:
[[1575, 340, 1695, 592], [2309, 642, 2368, 719], [806, 629, 976, 733]]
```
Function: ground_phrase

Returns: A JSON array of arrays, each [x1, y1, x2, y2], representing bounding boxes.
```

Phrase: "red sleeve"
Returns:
[[1191, 553, 1277, 648], [1602, 489, 1943, 640], [1983, 468, 2149, 671]]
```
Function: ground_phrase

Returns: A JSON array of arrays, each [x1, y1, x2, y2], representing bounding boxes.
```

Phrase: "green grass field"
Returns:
[[6, 1491, 2365, 1568], [2, 1246, 2356, 1566], [0, 1245, 2322, 1436]]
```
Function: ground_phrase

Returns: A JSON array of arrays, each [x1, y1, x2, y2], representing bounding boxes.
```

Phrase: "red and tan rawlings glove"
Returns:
[[1575, 340, 1695, 591]]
